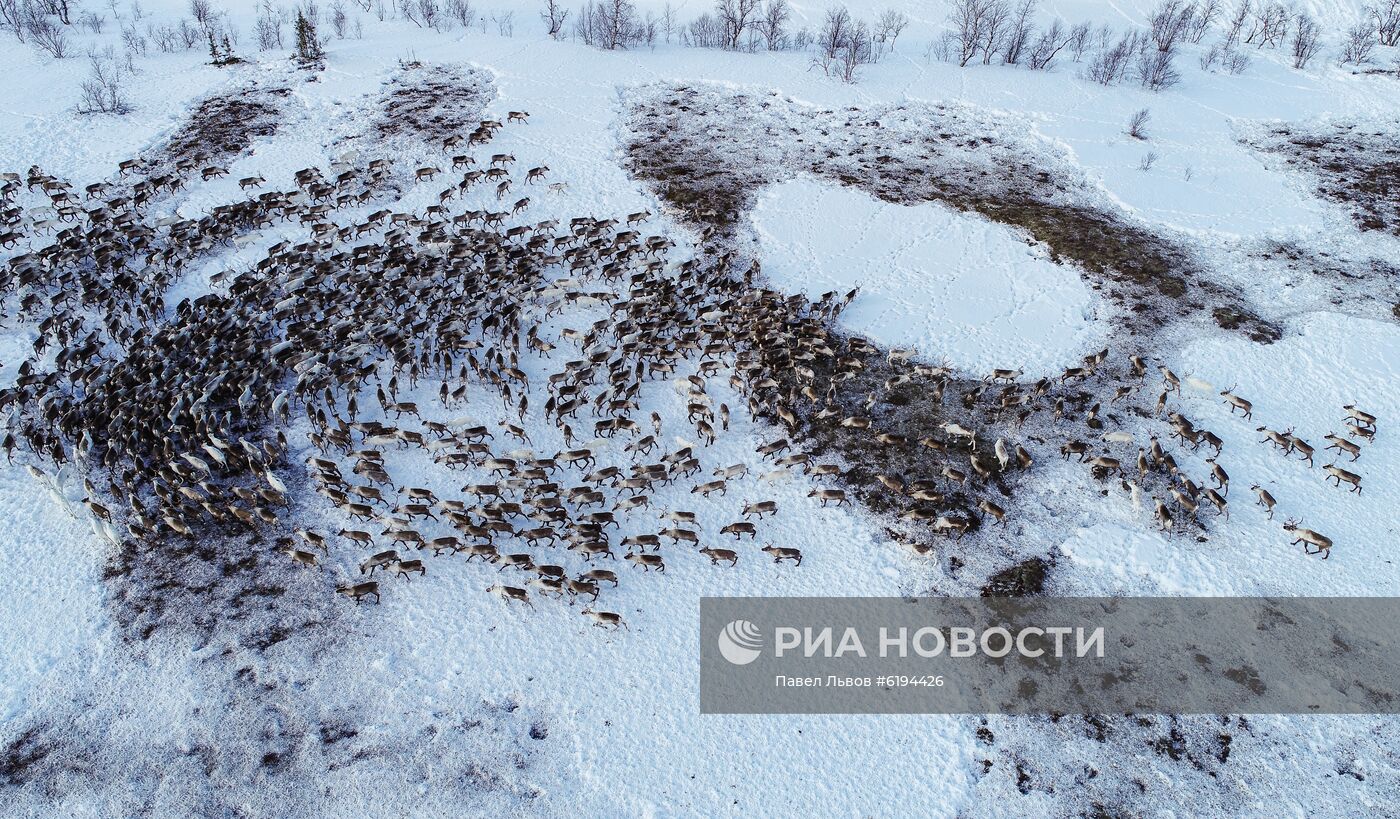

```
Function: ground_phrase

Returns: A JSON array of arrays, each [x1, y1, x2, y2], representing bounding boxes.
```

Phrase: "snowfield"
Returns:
[[753, 177, 1110, 375], [1, 0, 1399, 815]]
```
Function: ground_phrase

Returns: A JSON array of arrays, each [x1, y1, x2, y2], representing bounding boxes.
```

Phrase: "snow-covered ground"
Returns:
[[753, 177, 1110, 375], [1, 0, 1399, 815]]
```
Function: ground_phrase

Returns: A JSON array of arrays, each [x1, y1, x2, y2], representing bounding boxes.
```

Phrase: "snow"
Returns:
[[753, 177, 1110, 375], [0, 0, 1398, 814]]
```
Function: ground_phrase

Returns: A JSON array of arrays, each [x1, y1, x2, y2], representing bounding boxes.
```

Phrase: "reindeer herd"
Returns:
[[0, 79, 1384, 641]]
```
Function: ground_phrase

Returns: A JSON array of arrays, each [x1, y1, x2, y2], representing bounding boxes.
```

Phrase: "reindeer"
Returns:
[[940, 422, 976, 449], [1287, 433, 1315, 467], [530, 577, 567, 599], [721, 522, 758, 539], [699, 546, 739, 566], [336, 581, 381, 604], [661, 509, 698, 526], [1159, 365, 1181, 394], [1220, 386, 1253, 419], [580, 569, 619, 587], [808, 488, 849, 507], [660, 528, 700, 546], [390, 559, 427, 579], [1323, 463, 1363, 493], [760, 544, 802, 565], [463, 543, 501, 563], [1283, 519, 1333, 558], [1154, 499, 1173, 532], [497, 553, 536, 571], [625, 552, 665, 572], [1061, 440, 1089, 461], [1203, 488, 1228, 519], [487, 584, 533, 607], [1204, 458, 1229, 495], [1249, 484, 1277, 519], [581, 608, 628, 630], [1342, 405, 1377, 431], [1324, 433, 1361, 461], [1257, 426, 1293, 453], [621, 534, 663, 552], [743, 500, 778, 518], [692, 479, 727, 498], [564, 578, 599, 602], [296, 529, 330, 554], [279, 546, 320, 568], [360, 549, 400, 575]]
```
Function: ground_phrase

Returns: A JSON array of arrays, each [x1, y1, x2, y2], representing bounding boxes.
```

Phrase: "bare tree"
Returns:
[[1187, 0, 1219, 42], [1339, 20, 1377, 64], [121, 24, 147, 53], [1, 0, 29, 40], [80, 10, 105, 32], [661, 2, 674, 42], [178, 17, 201, 48], [1085, 29, 1137, 84], [978, 0, 1012, 64], [576, 0, 638, 49], [79, 48, 131, 113], [836, 18, 873, 81], [1148, 0, 1194, 51], [540, 0, 567, 39], [1000, 0, 1035, 64], [189, 0, 213, 29], [1243, 1, 1288, 48], [254, 1, 283, 49], [1136, 44, 1180, 90], [1066, 20, 1092, 61], [1127, 107, 1150, 139], [418, 0, 442, 30], [1138, 151, 1158, 171], [715, 0, 759, 50], [1289, 12, 1320, 68], [330, 0, 347, 37], [947, 0, 996, 66], [817, 5, 851, 62], [684, 12, 722, 47], [37, 0, 74, 24], [1371, 0, 1400, 46], [27, 13, 70, 57], [1224, 0, 1249, 47], [1026, 18, 1068, 69], [755, 0, 787, 49], [447, 0, 474, 28], [874, 8, 908, 51], [1220, 44, 1249, 72]]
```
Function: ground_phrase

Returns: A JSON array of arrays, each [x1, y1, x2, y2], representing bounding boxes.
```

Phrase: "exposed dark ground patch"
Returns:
[[375, 62, 496, 144], [1247, 121, 1400, 236], [137, 82, 288, 184], [1249, 239, 1400, 322], [626, 83, 1280, 345]]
